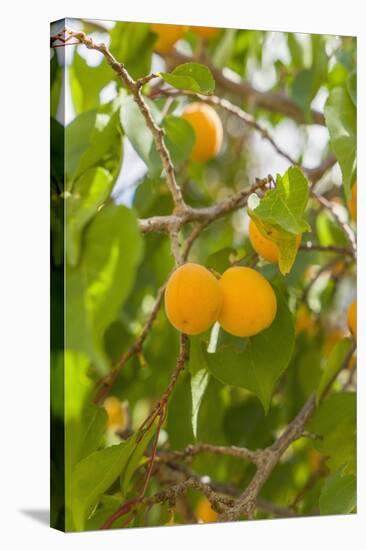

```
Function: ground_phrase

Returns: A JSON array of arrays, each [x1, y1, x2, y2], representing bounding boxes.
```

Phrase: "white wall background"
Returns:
[[0, 1, 364, 549]]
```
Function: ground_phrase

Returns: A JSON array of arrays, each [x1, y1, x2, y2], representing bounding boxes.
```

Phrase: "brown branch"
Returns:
[[139, 176, 271, 233], [219, 340, 357, 522], [161, 49, 325, 126], [62, 28, 185, 211], [149, 88, 297, 166], [156, 443, 261, 465], [311, 190, 357, 258], [94, 284, 166, 404], [299, 243, 354, 258]]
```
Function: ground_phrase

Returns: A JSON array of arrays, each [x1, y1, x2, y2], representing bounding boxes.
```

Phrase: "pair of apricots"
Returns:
[[165, 261, 277, 338], [151, 23, 220, 53], [164, 218, 302, 337]]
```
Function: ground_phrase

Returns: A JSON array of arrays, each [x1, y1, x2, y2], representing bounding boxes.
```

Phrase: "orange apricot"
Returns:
[[182, 102, 223, 162], [249, 218, 301, 263], [196, 497, 218, 523], [151, 23, 185, 53], [191, 26, 220, 39], [218, 267, 277, 337], [347, 301, 357, 338], [164, 263, 222, 335]]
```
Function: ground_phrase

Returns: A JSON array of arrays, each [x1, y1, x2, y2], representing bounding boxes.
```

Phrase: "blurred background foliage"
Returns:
[[50, 18, 356, 531]]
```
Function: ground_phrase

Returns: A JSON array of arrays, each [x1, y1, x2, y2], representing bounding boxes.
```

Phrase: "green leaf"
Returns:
[[69, 438, 137, 531], [65, 110, 97, 181], [347, 72, 357, 106], [205, 247, 236, 273], [249, 166, 310, 274], [65, 110, 123, 183], [189, 337, 210, 438], [64, 351, 107, 474], [308, 393, 356, 474], [120, 92, 162, 176], [121, 422, 157, 495], [167, 372, 195, 449], [319, 468, 356, 515], [291, 69, 314, 113], [110, 22, 155, 80], [70, 51, 112, 114], [163, 115, 195, 164], [86, 495, 122, 531], [251, 167, 310, 234], [66, 204, 143, 375], [77, 402, 107, 463], [66, 167, 113, 267], [324, 87, 356, 198], [205, 288, 295, 412], [160, 63, 215, 95], [50, 52, 62, 118], [316, 338, 353, 404]]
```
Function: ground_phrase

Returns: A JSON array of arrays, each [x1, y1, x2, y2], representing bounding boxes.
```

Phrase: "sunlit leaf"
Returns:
[[204, 288, 295, 412], [325, 86, 356, 198], [66, 205, 143, 375], [319, 467, 356, 515], [160, 63, 215, 95]]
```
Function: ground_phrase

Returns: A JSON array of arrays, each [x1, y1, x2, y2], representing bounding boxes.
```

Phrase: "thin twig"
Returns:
[[299, 243, 354, 257], [62, 28, 185, 211], [161, 49, 325, 125], [312, 190, 357, 258]]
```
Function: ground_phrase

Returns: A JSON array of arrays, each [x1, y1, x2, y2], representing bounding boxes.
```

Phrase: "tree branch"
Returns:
[[61, 28, 185, 211], [162, 49, 325, 126]]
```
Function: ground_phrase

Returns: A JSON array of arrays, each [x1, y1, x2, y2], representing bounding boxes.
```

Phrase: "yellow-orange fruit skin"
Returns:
[[191, 26, 220, 39], [347, 183, 357, 222], [164, 263, 222, 335], [182, 103, 223, 162], [151, 24, 185, 53], [196, 498, 218, 523], [249, 219, 301, 263], [104, 396, 124, 428], [218, 267, 277, 337], [347, 301, 357, 338]]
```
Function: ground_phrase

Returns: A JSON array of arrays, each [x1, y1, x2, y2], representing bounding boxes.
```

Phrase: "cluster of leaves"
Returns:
[[50, 19, 356, 531]]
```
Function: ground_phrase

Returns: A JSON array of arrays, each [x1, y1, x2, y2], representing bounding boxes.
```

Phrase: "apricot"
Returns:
[[191, 26, 220, 39], [104, 396, 124, 428], [218, 267, 277, 337], [164, 263, 222, 335], [196, 497, 218, 523], [182, 102, 223, 162], [249, 218, 301, 263], [347, 183, 357, 222], [151, 24, 185, 53], [347, 301, 357, 338]]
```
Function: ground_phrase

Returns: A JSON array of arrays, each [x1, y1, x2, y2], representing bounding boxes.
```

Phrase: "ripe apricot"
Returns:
[[218, 267, 277, 337], [347, 301, 357, 338], [164, 263, 222, 335], [104, 396, 124, 428], [347, 183, 357, 222], [191, 26, 220, 39], [249, 218, 301, 263], [151, 24, 185, 53], [196, 497, 218, 523], [182, 102, 223, 162]]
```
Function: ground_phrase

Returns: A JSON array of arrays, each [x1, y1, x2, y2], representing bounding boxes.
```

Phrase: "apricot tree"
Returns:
[[50, 21, 357, 531]]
